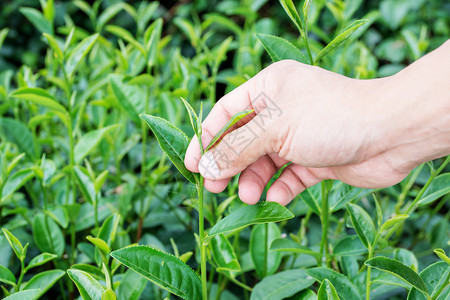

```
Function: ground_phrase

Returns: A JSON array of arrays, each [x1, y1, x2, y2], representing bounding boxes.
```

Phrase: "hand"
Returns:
[[184, 42, 450, 206]]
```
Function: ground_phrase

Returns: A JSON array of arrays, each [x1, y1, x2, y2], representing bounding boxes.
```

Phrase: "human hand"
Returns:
[[184, 46, 450, 206]]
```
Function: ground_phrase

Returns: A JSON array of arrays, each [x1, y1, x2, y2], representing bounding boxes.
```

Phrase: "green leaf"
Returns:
[[115, 270, 147, 300], [102, 289, 117, 300], [32, 213, 65, 257], [407, 261, 449, 299], [111, 245, 202, 300], [94, 170, 108, 193], [70, 264, 104, 281], [299, 185, 321, 215], [365, 256, 428, 295], [250, 269, 314, 300], [74, 124, 119, 163], [0, 118, 37, 160], [317, 279, 340, 300], [180, 97, 200, 136], [87, 236, 110, 255], [346, 203, 375, 249], [250, 223, 282, 278], [380, 214, 409, 233], [270, 238, 321, 259], [97, 3, 126, 32], [306, 267, 362, 300], [210, 234, 240, 272], [65, 33, 99, 77], [45, 206, 69, 229], [333, 235, 367, 256], [109, 75, 145, 124], [19, 7, 52, 34], [2, 228, 24, 261], [1, 169, 35, 202], [434, 249, 450, 265], [373, 194, 383, 230], [418, 173, 450, 206], [105, 25, 145, 56], [25, 253, 58, 272], [256, 33, 308, 63], [3, 289, 41, 300], [0, 28, 9, 50], [314, 19, 368, 64], [74, 166, 96, 204], [144, 18, 163, 67], [0, 264, 15, 286], [209, 202, 294, 237], [97, 213, 120, 248], [67, 269, 105, 300], [43, 33, 63, 63], [205, 109, 254, 152], [279, 0, 303, 32], [10, 88, 68, 115], [22, 270, 65, 299], [140, 114, 197, 184]]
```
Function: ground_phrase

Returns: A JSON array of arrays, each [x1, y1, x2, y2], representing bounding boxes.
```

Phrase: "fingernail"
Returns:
[[198, 151, 221, 180]]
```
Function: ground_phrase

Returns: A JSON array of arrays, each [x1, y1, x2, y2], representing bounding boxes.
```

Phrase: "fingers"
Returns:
[[237, 154, 287, 204], [185, 81, 256, 173], [267, 165, 332, 206]]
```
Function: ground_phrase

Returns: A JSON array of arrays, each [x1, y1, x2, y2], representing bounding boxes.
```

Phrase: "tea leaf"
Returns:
[[270, 238, 321, 259], [0, 118, 37, 160], [250, 269, 314, 300], [74, 124, 119, 163], [306, 267, 362, 300], [19, 7, 52, 35], [209, 202, 294, 237], [106, 25, 145, 56], [1, 169, 35, 202], [314, 19, 368, 64], [434, 249, 450, 265], [210, 234, 240, 272], [111, 245, 202, 300], [180, 97, 200, 136], [45, 206, 69, 229], [144, 18, 163, 67], [365, 257, 428, 295], [97, 3, 126, 32], [333, 235, 367, 256], [74, 166, 96, 205], [299, 184, 321, 215], [25, 253, 58, 272], [317, 279, 340, 300], [10, 87, 68, 114], [2, 228, 24, 261], [279, 0, 303, 32], [256, 33, 308, 63], [346, 203, 375, 249], [407, 261, 449, 299], [70, 264, 105, 281], [43, 33, 63, 63], [115, 270, 147, 300], [418, 173, 450, 206], [250, 223, 282, 278], [205, 109, 254, 152], [373, 194, 383, 230], [140, 114, 197, 184], [109, 75, 144, 124], [0, 265, 15, 286], [67, 269, 105, 300], [22, 269, 65, 298], [3, 289, 41, 300], [0, 28, 8, 50], [102, 289, 117, 300], [32, 213, 65, 257], [380, 214, 409, 233], [86, 236, 110, 255], [97, 214, 120, 249], [65, 33, 99, 77]]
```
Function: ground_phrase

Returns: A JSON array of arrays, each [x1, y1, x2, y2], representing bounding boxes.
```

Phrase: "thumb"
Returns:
[[198, 115, 273, 180]]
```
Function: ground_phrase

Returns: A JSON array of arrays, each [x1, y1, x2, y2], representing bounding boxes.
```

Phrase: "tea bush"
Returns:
[[0, 0, 449, 299]]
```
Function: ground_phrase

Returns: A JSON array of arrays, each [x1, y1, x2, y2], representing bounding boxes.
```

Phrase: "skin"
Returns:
[[184, 40, 450, 206]]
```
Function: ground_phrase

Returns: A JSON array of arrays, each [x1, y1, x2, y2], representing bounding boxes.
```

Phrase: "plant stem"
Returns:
[[264, 222, 268, 276], [197, 177, 208, 300], [320, 181, 330, 267], [15, 259, 25, 292], [365, 245, 375, 300]]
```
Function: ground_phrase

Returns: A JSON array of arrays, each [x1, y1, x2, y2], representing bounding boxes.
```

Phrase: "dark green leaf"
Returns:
[[418, 174, 450, 206], [270, 238, 321, 258], [116, 270, 147, 300], [333, 235, 367, 256], [0, 264, 15, 286], [209, 202, 294, 237], [25, 253, 58, 272], [22, 270, 65, 299], [0, 118, 37, 160], [32, 213, 65, 257], [256, 33, 308, 63], [299, 185, 321, 215], [250, 269, 314, 300], [365, 256, 427, 295], [67, 269, 105, 300], [314, 19, 368, 64], [210, 234, 240, 272], [306, 267, 362, 300], [407, 261, 449, 299], [74, 166, 96, 205], [346, 203, 375, 249], [317, 279, 340, 300], [205, 109, 254, 152], [109, 75, 145, 124], [140, 114, 197, 184], [250, 223, 282, 278], [111, 245, 202, 300]]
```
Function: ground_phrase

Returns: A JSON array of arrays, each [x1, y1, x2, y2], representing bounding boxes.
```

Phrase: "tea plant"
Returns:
[[0, 0, 449, 299]]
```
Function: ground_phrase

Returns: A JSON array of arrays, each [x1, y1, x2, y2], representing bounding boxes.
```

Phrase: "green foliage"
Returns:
[[0, 0, 448, 299]]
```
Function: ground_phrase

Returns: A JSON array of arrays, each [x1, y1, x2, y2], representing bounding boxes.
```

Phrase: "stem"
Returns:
[[365, 245, 375, 300], [15, 259, 25, 292], [301, 27, 314, 65], [197, 177, 208, 300], [264, 222, 268, 277], [320, 181, 330, 267], [228, 276, 252, 292], [395, 164, 424, 213], [68, 122, 76, 205]]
